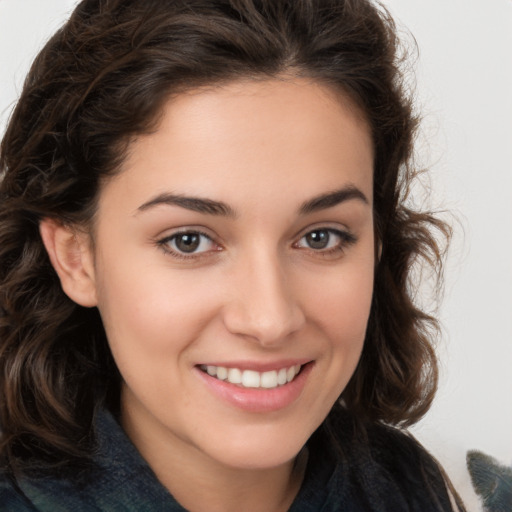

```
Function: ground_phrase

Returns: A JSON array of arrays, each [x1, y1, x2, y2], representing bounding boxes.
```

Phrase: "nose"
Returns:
[[222, 250, 305, 347]]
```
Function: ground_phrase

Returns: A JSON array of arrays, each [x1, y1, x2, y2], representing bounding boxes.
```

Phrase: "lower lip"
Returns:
[[195, 363, 313, 413]]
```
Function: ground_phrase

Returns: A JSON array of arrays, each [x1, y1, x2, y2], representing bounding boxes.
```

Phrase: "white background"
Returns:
[[1, 1, 511, 511]]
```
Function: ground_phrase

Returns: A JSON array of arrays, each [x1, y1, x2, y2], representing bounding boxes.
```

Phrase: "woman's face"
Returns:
[[88, 79, 375, 471]]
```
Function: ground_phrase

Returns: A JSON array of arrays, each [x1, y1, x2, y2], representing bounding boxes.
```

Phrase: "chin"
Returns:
[[193, 422, 313, 471]]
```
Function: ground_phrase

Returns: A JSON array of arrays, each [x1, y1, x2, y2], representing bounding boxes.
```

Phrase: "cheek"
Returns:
[[94, 259, 222, 371], [300, 255, 374, 399], [303, 260, 374, 340]]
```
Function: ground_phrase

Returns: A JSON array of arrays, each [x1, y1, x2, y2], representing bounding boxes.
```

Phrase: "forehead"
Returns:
[[101, 78, 374, 214]]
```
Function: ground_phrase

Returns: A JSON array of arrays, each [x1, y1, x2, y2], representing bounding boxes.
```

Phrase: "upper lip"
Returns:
[[195, 359, 312, 372]]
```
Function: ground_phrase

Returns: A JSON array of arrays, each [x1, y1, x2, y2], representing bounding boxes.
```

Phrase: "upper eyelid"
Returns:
[[157, 226, 217, 242], [155, 224, 355, 247], [294, 226, 357, 249], [156, 230, 220, 259], [296, 227, 352, 241], [161, 230, 216, 245], [161, 230, 212, 242], [294, 223, 353, 240]]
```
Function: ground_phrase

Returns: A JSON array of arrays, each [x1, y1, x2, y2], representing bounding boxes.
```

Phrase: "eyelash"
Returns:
[[156, 227, 357, 260], [294, 228, 357, 258], [156, 229, 218, 260]]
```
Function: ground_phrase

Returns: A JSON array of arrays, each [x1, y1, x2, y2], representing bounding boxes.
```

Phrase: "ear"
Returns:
[[39, 218, 98, 307]]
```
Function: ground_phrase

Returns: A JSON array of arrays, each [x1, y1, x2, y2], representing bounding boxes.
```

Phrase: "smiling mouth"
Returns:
[[198, 364, 302, 389]]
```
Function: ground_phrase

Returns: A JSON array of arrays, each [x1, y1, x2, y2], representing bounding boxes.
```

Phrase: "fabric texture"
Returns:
[[0, 408, 454, 511]]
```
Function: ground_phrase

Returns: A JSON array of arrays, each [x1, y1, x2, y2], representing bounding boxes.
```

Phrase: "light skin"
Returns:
[[40, 78, 375, 512]]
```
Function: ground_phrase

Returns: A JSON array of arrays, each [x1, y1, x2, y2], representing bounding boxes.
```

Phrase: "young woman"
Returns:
[[0, 1, 465, 510]]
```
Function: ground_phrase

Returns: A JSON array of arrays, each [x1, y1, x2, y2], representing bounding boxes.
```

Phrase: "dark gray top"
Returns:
[[0, 409, 456, 511]]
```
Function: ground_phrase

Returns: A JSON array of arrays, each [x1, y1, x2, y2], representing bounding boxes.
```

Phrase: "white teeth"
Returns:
[[227, 368, 242, 384], [216, 366, 228, 380], [201, 364, 302, 389], [261, 370, 278, 389], [242, 370, 260, 388]]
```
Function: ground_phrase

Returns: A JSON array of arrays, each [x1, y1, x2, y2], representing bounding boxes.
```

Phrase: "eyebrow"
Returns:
[[136, 193, 237, 217], [136, 185, 368, 217], [298, 185, 369, 214]]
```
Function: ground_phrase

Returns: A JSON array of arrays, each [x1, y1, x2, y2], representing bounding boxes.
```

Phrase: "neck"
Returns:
[[120, 402, 308, 512], [158, 450, 307, 512]]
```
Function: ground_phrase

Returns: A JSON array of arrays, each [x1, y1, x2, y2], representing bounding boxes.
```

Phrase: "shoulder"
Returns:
[[312, 410, 457, 511], [369, 423, 458, 510], [0, 471, 38, 511], [366, 421, 447, 484], [0, 411, 183, 512]]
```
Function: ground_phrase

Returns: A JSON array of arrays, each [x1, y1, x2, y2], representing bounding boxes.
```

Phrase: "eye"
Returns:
[[295, 228, 356, 252], [158, 230, 217, 256]]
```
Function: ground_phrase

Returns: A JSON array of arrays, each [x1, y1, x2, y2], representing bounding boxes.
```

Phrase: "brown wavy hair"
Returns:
[[1, 0, 450, 473]]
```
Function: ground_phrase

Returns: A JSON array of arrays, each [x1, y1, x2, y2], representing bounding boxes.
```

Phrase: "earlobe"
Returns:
[[39, 219, 98, 307]]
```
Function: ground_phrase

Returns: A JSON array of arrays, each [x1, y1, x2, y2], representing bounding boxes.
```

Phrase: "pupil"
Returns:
[[176, 233, 200, 253], [307, 230, 329, 249]]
